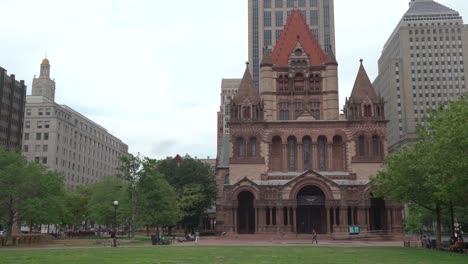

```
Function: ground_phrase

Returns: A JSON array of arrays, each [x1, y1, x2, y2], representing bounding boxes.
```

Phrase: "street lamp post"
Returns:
[[113, 200, 119, 247]]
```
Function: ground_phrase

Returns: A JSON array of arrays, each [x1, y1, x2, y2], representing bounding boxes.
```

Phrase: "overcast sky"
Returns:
[[0, 0, 466, 159]]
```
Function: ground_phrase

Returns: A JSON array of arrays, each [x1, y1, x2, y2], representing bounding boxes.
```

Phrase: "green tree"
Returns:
[[87, 176, 130, 229], [0, 148, 65, 241], [157, 156, 217, 230], [371, 97, 468, 249], [137, 163, 180, 233], [61, 185, 93, 229], [117, 154, 142, 238]]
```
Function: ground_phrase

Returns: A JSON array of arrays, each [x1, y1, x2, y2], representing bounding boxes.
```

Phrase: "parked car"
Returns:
[[0, 230, 5, 235]]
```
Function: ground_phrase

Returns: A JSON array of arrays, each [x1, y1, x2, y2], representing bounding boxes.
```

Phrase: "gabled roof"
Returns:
[[405, 0, 458, 17], [233, 64, 260, 104], [271, 10, 326, 67], [350, 60, 378, 101]]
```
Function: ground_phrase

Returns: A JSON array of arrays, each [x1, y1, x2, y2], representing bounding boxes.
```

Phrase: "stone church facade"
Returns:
[[216, 11, 402, 235]]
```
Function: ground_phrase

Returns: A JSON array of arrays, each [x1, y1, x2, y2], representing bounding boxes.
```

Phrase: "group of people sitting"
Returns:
[[449, 236, 465, 253]]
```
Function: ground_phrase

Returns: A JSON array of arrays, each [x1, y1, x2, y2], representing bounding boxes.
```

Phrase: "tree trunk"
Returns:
[[131, 180, 137, 239], [146, 226, 149, 236], [435, 204, 442, 250], [450, 202, 455, 238]]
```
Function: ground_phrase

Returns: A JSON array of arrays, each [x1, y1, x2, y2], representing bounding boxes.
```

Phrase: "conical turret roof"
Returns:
[[233, 64, 260, 104], [324, 47, 338, 66], [350, 60, 378, 101], [260, 49, 273, 67]]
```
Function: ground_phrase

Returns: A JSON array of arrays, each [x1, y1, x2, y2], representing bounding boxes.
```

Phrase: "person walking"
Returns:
[[195, 231, 200, 245], [312, 228, 318, 244]]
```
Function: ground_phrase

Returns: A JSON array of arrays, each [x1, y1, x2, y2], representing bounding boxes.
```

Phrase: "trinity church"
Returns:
[[215, 11, 402, 236]]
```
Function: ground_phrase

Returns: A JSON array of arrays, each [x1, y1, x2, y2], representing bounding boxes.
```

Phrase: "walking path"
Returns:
[[0, 236, 403, 250]]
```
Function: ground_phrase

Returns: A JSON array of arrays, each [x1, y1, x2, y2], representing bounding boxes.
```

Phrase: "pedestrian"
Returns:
[[195, 231, 200, 245], [312, 228, 318, 244]]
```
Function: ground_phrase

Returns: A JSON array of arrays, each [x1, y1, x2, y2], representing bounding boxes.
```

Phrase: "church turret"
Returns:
[[32, 57, 56, 101], [231, 63, 264, 122], [345, 59, 385, 121], [322, 47, 339, 120], [260, 49, 275, 121]]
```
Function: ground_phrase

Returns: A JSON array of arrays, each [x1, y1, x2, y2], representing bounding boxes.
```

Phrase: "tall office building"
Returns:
[[22, 58, 128, 189], [0, 67, 26, 151], [248, 0, 336, 87], [373, 0, 468, 150]]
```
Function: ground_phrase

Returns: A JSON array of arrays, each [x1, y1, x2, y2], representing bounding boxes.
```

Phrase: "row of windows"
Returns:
[[264, 0, 319, 9], [264, 9, 320, 28], [26, 107, 51, 116], [409, 27, 462, 35], [23, 144, 48, 153], [24, 132, 49, 141], [25, 120, 50, 129]]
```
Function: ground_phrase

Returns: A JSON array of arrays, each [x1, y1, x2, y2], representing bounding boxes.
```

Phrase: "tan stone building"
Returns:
[[0, 67, 26, 151], [373, 0, 468, 151], [216, 11, 402, 236], [22, 58, 128, 189], [249, 0, 335, 87]]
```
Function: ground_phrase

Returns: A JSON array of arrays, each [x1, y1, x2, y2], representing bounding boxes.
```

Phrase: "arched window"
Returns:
[[243, 106, 251, 119], [332, 136, 344, 171], [271, 136, 282, 171], [224, 174, 230, 184], [303, 137, 311, 170], [237, 137, 244, 157], [280, 110, 290, 120], [358, 135, 365, 157], [288, 137, 297, 171], [250, 137, 257, 157], [318, 136, 327, 171], [277, 75, 289, 91], [372, 135, 381, 156], [294, 73, 304, 91], [364, 105, 372, 117]]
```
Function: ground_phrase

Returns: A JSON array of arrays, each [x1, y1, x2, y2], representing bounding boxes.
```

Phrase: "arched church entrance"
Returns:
[[296, 186, 326, 234], [369, 197, 386, 231], [237, 191, 255, 234]]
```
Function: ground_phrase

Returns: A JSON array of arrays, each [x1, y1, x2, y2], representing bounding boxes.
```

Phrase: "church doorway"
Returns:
[[369, 198, 386, 231], [296, 186, 326, 234], [237, 191, 255, 234]]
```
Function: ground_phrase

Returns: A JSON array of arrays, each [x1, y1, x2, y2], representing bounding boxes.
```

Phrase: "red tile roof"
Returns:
[[271, 10, 326, 67]]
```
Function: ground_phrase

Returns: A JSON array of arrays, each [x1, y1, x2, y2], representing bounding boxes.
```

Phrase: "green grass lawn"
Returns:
[[0, 246, 466, 264]]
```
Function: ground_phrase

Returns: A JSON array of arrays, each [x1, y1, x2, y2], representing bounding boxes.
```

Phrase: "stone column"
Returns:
[[233, 208, 237, 233], [292, 207, 297, 233], [261, 207, 266, 232], [332, 207, 338, 232], [277, 207, 284, 232], [340, 207, 348, 232], [254, 207, 258, 233], [358, 207, 368, 232], [297, 143, 304, 171], [282, 144, 288, 172], [325, 207, 331, 234], [311, 144, 317, 170], [327, 143, 333, 171], [386, 208, 392, 233]]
